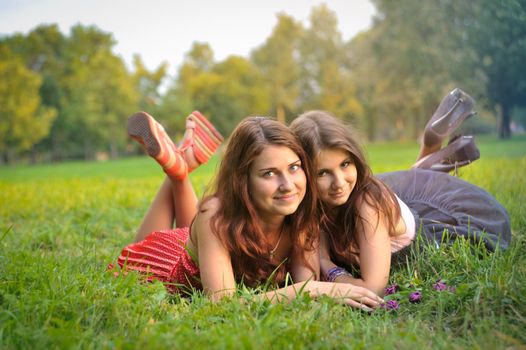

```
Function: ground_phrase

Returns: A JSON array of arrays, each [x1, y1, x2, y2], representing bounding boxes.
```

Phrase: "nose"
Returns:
[[331, 170, 345, 190], [279, 174, 294, 192]]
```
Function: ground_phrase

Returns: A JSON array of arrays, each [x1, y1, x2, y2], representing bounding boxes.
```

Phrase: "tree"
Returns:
[[251, 13, 303, 123], [465, 0, 526, 138], [132, 55, 168, 112], [184, 55, 271, 135], [157, 42, 215, 138], [1, 24, 66, 161], [0, 45, 56, 163], [299, 5, 363, 125], [172, 43, 271, 135], [60, 25, 138, 159], [360, 0, 525, 140], [357, 0, 469, 140]]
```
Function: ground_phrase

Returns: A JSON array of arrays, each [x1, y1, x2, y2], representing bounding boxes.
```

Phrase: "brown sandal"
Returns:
[[412, 135, 480, 174]]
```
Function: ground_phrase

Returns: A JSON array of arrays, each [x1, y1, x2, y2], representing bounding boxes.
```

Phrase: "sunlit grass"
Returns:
[[1, 136, 525, 349]]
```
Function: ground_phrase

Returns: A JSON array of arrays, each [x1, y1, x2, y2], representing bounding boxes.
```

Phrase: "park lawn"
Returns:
[[1, 136, 525, 349]]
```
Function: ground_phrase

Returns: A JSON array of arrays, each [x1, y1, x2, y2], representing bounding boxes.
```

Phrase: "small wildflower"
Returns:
[[380, 300, 399, 310], [107, 263, 114, 270], [385, 284, 399, 295], [408, 291, 422, 303], [433, 280, 448, 291]]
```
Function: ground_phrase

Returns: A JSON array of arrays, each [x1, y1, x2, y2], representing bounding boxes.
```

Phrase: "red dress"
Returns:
[[117, 227, 202, 293]]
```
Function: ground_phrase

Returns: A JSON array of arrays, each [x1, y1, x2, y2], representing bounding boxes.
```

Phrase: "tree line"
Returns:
[[1, 0, 525, 164]]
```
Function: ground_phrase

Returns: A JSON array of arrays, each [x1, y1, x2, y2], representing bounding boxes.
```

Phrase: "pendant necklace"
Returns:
[[269, 225, 284, 259]]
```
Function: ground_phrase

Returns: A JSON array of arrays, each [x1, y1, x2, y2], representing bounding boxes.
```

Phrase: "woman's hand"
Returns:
[[304, 281, 384, 311]]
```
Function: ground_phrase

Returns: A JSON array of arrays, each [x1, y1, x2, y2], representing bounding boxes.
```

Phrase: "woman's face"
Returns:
[[248, 145, 307, 222], [316, 148, 357, 208]]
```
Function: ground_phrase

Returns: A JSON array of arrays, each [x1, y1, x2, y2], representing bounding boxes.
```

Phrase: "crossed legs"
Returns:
[[412, 88, 480, 172], [128, 111, 223, 242]]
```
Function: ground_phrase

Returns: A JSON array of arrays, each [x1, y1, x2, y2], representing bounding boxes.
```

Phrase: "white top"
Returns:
[[391, 195, 416, 253]]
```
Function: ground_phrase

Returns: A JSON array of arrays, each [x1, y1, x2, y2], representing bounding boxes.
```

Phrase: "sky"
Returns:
[[0, 0, 376, 74]]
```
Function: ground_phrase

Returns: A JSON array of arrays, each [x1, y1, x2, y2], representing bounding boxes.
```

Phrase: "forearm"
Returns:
[[256, 282, 314, 304], [321, 258, 386, 296], [255, 280, 383, 310], [257, 281, 358, 303]]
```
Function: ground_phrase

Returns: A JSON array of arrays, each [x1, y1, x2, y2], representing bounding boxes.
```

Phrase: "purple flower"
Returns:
[[448, 286, 456, 294], [385, 284, 399, 295], [433, 280, 448, 291], [408, 291, 422, 303], [380, 300, 400, 310]]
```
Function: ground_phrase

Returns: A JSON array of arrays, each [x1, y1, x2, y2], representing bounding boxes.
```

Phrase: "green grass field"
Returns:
[[1, 136, 525, 349]]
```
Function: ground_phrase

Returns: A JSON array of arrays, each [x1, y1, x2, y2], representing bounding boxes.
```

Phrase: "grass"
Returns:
[[1, 135, 525, 349]]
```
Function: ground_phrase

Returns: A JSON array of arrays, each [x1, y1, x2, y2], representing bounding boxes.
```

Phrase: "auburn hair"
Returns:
[[290, 111, 400, 267], [203, 116, 318, 286]]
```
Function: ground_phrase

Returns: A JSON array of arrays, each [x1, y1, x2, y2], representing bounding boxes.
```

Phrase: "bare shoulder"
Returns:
[[198, 197, 221, 217], [355, 192, 379, 220], [191, 197, 222, 241]]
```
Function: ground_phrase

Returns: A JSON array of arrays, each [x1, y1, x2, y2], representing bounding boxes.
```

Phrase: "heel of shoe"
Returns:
[[127, 112, 161, 157], [423, 88, 476, 147], [413, 135, 480, 173], [185, 111, 224, 165], [128, 111, 188, 179]]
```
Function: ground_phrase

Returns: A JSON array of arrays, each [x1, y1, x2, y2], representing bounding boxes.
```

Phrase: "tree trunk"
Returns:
[[109, 141, 118, 159], [30, 147, 38, 164], [498, 103, 511, 139], [51, 133, 62, 162], [84, 138, 92, 160]]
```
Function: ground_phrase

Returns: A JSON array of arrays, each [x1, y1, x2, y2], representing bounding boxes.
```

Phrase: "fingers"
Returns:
[[346, 299, 373, 312], [347, 286, 383, 305], [359, 296, 382, 308]]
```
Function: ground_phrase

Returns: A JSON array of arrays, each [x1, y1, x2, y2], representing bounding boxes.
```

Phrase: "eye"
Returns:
[[341, 161, 351, 169], [262, 171, 275, 178], [317, 170, 328, 177], [290, 163, 301, 172]]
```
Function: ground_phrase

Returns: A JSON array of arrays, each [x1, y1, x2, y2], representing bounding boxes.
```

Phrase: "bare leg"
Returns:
[[127, 110, 221, 242], [134, 176, 198, 242], [415, 142, 442, 162]]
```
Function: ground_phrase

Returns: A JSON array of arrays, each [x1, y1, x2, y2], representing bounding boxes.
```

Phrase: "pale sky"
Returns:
[[0, 0, 376, 74]]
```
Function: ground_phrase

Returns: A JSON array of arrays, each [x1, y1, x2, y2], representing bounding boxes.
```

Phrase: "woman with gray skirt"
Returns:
[[290, 89, 511, 296]]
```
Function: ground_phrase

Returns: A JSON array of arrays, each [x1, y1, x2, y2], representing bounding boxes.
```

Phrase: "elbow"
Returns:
[[362, 279, 388, 297]]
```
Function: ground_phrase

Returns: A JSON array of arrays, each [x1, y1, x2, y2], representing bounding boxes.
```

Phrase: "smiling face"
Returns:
[[248, 145, 307, 222], [316, 148, 357, 208]]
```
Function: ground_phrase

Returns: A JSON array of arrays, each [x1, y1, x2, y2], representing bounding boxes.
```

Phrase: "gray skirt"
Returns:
[[377, 169, 511, 252]]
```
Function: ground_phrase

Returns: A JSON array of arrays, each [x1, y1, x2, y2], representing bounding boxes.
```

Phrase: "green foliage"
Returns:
[[364, 0, 526, 140], [172, 42, 271, 135], [132, 55, 168, 112], [251, 13, 303, 123], [1, 24, 140, 162], [0, 44, 56, 158], [58, 25, 139, 160], [0, 138, 525, 348], [299, 4, 364, 123], [2, 1, 526, 163], [465, 0, 526, 138]]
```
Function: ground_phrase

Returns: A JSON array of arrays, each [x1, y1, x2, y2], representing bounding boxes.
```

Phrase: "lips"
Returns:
[[274, 193, 298, 201], [329, 191, 347, 198]]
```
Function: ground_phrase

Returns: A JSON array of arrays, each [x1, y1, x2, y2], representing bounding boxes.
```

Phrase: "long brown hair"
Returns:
[[290, 111, 400, 266], [204, 116, 318, 286]]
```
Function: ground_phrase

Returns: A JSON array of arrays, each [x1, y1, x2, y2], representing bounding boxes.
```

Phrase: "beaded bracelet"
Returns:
[[326, 266, 352, 282]]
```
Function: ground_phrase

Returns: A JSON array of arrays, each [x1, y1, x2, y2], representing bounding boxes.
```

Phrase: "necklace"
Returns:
[[269, 225, 284, 259]]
